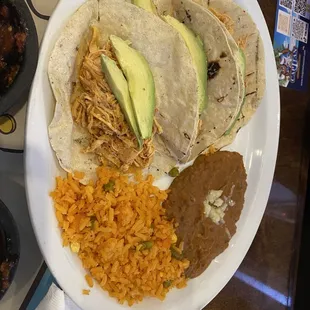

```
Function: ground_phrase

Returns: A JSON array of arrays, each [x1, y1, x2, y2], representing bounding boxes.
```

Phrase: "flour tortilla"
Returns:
[[194, 0, 266, 150], [48, 0, 200, 182], [155, 0, 244, 160]]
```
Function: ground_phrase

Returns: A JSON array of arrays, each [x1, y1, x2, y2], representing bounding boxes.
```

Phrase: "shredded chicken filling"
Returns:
[[71, 27, 154, 171], [237, 36, 248, 50], [209, 8, 234, 35]]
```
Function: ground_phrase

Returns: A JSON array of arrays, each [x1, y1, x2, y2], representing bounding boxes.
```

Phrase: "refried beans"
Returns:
[[164, 151, 247, 278]]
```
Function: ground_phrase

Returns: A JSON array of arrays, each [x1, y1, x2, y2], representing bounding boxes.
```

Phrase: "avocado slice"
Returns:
[[238, 49, 246, 77], [132, 0, 157, 14], [110, 35, 155, 139], [162, 15, 208, 113], [100, 54, 143, 148], [225, 49, 246, 135]]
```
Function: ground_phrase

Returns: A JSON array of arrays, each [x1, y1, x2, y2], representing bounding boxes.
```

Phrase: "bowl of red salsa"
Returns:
[[0, 0, 38, 114]]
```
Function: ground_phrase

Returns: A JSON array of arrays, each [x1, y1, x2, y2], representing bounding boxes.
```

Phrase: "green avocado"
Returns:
[[110, 35, 155, 139], [225, 49, 246, 136], [238, 49, 246, 77], [100, 54, 143, 148], [132, 0, 157, 14], [162, 15, 208, 113]]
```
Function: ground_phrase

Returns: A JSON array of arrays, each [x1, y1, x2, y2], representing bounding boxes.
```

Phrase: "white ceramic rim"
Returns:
[[24, 0, 280, 309]]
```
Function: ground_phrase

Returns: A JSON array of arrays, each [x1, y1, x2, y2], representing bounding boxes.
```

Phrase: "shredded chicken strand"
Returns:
[[71, 26, 154, 171], [237, 35, 248, 50], [209, 8, 234, 34]]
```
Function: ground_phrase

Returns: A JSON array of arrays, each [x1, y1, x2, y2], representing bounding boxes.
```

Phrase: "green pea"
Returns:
[[103, 180, 115, 191], [170, 246, 184, 260], [90, 216, 96, 230], [163, 280, 172, 288], [140, 241, 153, 250], [168, 167, 180, 177]]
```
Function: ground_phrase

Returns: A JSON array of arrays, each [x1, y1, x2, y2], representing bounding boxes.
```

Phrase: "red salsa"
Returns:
[[0, 2, 27, 94]]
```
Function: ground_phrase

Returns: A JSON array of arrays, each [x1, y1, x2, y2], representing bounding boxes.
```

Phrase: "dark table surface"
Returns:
[[205, 0, 310, 309]]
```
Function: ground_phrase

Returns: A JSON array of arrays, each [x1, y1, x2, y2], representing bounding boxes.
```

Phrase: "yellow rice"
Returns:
[[85, 274, 94, 288], [82, 289, 90, 295], [50, 167, 189, 306]]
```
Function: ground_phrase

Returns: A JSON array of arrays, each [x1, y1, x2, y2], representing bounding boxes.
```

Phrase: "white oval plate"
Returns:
[[25, 0, 280, 309]]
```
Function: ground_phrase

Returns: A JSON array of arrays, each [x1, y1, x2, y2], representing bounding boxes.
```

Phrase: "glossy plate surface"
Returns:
[[25, 0, 280, 309]]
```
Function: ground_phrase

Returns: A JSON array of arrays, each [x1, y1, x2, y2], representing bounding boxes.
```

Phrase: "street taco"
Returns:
[[150, 0, 245, 160], [48, 0, 201, 183], [193, 0, 266, 150]]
